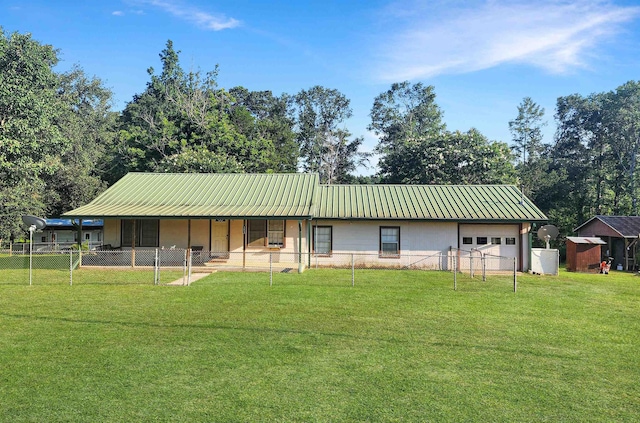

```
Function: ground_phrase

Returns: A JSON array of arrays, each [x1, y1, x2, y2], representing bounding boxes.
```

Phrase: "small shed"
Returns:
[[574, 215, 640, 270], [566, 236, 606, 273]]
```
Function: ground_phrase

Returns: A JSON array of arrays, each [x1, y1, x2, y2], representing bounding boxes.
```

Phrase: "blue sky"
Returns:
[[4, 0, 640, 175]]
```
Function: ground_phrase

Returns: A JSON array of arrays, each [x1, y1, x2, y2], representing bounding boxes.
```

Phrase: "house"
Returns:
[[574, 215, 640, 270], [62, 173, 547, 271], [41, 219, 104, 247]]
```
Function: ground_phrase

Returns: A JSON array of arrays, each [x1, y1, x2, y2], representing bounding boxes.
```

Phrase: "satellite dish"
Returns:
[[22, 215, 47, 231], [537, 224, 559, 249]]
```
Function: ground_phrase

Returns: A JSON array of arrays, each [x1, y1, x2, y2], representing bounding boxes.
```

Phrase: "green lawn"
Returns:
[[0, 269, 638, 422]]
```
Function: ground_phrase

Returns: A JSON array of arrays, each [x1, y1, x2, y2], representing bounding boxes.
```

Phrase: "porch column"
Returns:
[[76, 219, 83, 249], [131, 219, 136, 268], [243, 220, 246, 270], [307, 219, 312, 267], [298, 220, 303, 273]]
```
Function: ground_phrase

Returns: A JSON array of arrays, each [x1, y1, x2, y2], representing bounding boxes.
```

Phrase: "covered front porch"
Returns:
[[100, 218, 312, 271]]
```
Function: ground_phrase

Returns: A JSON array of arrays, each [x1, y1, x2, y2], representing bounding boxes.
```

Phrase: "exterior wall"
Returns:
[[577, 219, 620, 238], [41, 229, 102, 244], [159, 219, 188, 248], [229, 220, 244, 252], [244, 219, 309, 254], [310, 220, 457, 267], [103, 218, 311, 253], [566, 241, 601, 272], [189, 219, 210, 249], [104, 219, 121, 247]]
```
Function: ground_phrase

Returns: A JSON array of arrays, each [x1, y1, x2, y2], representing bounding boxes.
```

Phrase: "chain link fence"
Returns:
[[0, 247, 518, 290], [0, 248, 78, 285]]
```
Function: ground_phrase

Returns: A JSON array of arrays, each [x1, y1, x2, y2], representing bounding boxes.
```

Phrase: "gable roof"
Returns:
[[63, 173, 547, 222], [574, 215, 640, 238], [63, 173, 319, 219], [316, 184, 547, 221]]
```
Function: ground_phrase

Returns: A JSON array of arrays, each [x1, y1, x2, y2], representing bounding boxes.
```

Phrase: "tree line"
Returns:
[[1, 30, 639, 241]]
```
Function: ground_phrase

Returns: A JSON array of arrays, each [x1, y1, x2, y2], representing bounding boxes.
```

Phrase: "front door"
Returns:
[[211, 220, 228, 253]]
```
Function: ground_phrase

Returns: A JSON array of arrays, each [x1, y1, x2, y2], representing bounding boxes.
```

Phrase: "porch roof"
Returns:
[[63, 173, 319, 219], [316, 184, 547, 221]]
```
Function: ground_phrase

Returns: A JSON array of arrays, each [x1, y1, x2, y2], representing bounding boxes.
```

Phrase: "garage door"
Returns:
[[459, 224, 519, 271]]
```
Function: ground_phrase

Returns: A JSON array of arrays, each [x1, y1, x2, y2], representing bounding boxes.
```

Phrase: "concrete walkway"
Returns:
[[166, 272, 212, 286]]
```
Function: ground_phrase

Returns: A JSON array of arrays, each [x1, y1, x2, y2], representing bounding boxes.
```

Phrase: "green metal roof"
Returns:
[[315, 184, 547, 221], [63, 173, 319, 219], [64, 173, 547, 222]]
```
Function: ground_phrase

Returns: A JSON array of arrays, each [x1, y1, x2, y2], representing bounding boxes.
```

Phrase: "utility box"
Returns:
[[566, 237, 606, 272]]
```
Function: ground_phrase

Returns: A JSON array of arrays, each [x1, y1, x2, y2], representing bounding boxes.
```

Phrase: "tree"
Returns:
[[294, 86, 369, 183], [0, 29, 66, 239], [607, 81, 640, 215], [111, 40, 279, 182], [229, 87, 298, 173], [44, 67, 116, 217], [509, 97, 546, 199], [369, 82, 446, 183], [370, 82, 514, 185]]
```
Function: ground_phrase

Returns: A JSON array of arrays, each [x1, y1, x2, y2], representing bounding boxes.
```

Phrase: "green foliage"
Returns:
[[371, 82, 515, 184], [0, 29, 113, 239], [294, 86, 370, 183], [509, 97, 547, 198], [111, 41, 284, 181], [545, 81, 640, 235]]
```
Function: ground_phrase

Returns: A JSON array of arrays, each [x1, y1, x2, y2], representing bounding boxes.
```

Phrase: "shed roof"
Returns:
[[316, 184, 547, 221], [574, 215, 640, 238], [63, 173, 319, 219], [566, 236, 607, 245]]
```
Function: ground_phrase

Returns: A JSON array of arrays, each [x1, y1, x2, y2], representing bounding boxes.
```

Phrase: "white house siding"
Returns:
[[310, 220, 458, 269]]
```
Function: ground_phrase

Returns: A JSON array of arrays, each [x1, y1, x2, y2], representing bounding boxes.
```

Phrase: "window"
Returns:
[[267, 220, 284, 247], [505, 237, 516, 245], [85, 233, 91, 241], [462, 237, 473, 245], [41, 236, 47, 243], [314, 226, 332, 255], [248, 220, 285, 247], [491, 237, 501, 245], [248, 219, 266, 246], [476, 237, 488, 245], [121, 219, 159, 247], [380, 226, 400, 257]]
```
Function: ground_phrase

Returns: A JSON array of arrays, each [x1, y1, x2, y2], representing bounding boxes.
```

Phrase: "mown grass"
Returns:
[[0, 268, 638, 422]]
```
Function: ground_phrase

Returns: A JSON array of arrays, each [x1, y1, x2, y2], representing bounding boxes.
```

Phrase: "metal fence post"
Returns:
[[69, 250, 73, 286], [470, 253, 474, 279], [182, 249, 187, 286], [453, 255, 457, 291], [154, 248, 159, 285], [270, 251, 273, 287], [351, 253, 355, 287], [187, 249, 192, 286], [513, 257, 517, 293], [482, 254, 486, 282]]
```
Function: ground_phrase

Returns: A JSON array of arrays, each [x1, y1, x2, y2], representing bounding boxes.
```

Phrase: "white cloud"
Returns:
[[112, 10, 124, 16], [141, 0, 239, 30], [376, 0, 640, 80]]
